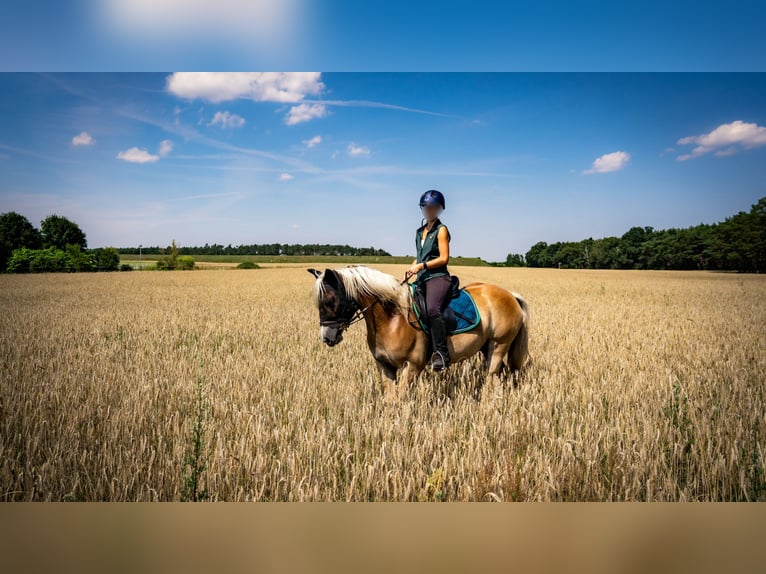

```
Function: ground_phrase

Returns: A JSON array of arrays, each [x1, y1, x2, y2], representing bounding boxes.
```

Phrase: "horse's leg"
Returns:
[[480, 340, 491, 371], [376, 359, 397, 401], [480, 339, 512, 399], [472, 340, 494, 399], [397, 360, 423, 401]]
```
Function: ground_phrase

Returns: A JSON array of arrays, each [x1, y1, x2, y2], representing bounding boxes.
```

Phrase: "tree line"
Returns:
[[0, 213, 120, 273], [117, 243, 392, 257], [505, 197, 765, 273], [5, 197, 763, 274]]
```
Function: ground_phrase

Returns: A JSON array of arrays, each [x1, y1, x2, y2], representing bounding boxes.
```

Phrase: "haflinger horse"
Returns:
[[308, 265, 529, 400]]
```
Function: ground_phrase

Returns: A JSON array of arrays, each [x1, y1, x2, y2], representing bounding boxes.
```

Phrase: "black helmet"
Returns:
[[419, 189, 445, 210]]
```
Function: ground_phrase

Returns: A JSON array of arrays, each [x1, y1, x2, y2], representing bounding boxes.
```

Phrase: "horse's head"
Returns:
[[308, 268, 359, 347]]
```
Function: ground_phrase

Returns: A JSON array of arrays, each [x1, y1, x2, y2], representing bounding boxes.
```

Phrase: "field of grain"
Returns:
[[1, 265, 764, 501]]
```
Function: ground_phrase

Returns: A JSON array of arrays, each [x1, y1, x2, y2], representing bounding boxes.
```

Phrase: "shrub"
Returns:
[[92, 247, 120, 272], [6, 248, 34, 273], [7, 247, 74, 273], [236, 261, 260, 269], [65, 245, 93, 272], [176, 256, 195, 271], [119, 263, 133, 272], [6, 246, 109, 273]]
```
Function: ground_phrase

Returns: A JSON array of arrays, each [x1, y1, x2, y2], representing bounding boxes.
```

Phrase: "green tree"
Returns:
[[505, 253, 526, 267], [0, 212, 42, 271], [525, 242, 550, 267], [41, 214, 87, 250], [621, 226, 654, 269]]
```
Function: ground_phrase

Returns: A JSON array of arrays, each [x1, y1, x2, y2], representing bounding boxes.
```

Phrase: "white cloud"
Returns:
[[99, 0, 305, 55], [347, 143, 371, 158], [279, 173, 294, 181], [166, 72, 323, 104], [583, 151, 630, 174], [159, 140, 174, 157], [303, 135, 322, 148], [714, 147, 738, 157], [72, 132, 94, 146], [285, 103, 327, 125], [208, 111, 246, 128], [116, 147, 160, 164], [676, 120, 766, 161]]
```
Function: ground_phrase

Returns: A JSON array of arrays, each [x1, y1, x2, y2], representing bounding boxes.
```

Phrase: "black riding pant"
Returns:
[[421, 274, 451, 319]]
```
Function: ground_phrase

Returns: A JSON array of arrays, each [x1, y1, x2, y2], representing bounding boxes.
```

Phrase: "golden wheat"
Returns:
[[0, 265, 764, 501]]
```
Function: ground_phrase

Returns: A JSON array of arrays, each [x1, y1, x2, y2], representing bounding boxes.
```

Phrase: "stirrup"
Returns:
[[429, 351, 450, 372]]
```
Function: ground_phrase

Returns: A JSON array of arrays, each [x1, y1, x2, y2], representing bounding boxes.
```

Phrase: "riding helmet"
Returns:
[[419, 189, 446, 210]]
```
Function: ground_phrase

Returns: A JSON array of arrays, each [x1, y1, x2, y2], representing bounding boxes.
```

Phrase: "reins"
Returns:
[[345, 298, 379, 327], [401, 273, 424, 331]]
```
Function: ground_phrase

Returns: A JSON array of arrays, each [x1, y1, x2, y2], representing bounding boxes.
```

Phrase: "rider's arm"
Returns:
[[426, 226, 450, 268]]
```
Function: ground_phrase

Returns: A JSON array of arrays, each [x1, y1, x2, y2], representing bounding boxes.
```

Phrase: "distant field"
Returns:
[[1, 266, 764, 501], [118, 253, 490, 266]]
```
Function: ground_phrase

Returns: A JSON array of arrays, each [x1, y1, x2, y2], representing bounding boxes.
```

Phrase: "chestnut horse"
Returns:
[[308, 265, 529, 400]]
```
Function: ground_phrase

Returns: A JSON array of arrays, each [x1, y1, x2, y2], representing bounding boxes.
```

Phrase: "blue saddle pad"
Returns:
[[411, 286, 481, 335]]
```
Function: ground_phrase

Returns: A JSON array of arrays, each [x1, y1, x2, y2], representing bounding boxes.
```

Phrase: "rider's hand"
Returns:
[[404, 263, 422, 282]]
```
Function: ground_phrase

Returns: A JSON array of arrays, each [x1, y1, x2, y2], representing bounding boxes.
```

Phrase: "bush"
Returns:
[[7, 247, 75, 273], [236, 261, 260, 269], [6, 248, 34, 273], [92, 247, 120, 272], [176, 256, 195, 270], [65, 245, 93, 272], [5, 245, 121, 273], [120, 263, 133, 272]]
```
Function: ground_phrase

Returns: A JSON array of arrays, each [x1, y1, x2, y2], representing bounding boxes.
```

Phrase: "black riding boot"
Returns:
[[429, 315, 451, 371]]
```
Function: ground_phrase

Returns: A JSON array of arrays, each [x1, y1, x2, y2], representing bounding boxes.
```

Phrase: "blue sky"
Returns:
[[0, 2, 764, 71], [1, 73, 765, 261]]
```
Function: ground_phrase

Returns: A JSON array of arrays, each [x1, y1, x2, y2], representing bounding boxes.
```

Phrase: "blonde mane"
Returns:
[[312, 266, 409, 315]]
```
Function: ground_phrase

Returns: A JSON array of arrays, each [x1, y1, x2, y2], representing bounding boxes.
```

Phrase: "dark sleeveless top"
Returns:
[[415, 218, 450, 282]]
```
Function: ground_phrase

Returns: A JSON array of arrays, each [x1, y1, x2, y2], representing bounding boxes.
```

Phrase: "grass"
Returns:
[[0, 266, 763, 501]]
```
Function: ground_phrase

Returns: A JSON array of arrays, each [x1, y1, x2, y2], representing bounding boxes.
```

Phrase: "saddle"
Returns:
[[410, 276, 480, 336]]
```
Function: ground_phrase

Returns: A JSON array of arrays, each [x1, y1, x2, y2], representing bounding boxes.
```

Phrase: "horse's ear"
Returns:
[[307, 268, 322, 278], [322, 268, 338, 287]]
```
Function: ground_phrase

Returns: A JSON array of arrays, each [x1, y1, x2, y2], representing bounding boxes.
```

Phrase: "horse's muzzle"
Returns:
[[320, 325, 343, 346]]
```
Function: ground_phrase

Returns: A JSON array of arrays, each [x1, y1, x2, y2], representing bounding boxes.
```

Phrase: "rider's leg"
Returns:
[[423, 275, 452, 371]]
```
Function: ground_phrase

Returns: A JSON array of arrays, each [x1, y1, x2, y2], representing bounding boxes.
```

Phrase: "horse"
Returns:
[[308, 265, 529, 400]]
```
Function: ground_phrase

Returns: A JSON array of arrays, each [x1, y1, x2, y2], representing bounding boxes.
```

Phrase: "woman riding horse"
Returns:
[[309, 264, 530, 401]]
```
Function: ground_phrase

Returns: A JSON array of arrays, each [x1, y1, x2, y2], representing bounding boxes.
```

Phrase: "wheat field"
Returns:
[[0, 265, 764, 501]]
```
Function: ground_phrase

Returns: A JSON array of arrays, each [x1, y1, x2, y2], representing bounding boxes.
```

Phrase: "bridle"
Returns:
[[319, 272, 416, 335], [319, 296, 380, 332]]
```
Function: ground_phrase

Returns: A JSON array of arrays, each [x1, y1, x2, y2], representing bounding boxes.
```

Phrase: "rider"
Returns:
[[404, 189, 452, 372]]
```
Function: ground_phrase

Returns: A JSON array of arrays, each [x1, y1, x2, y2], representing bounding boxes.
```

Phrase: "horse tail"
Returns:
[[508, 292, 529, 372]]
